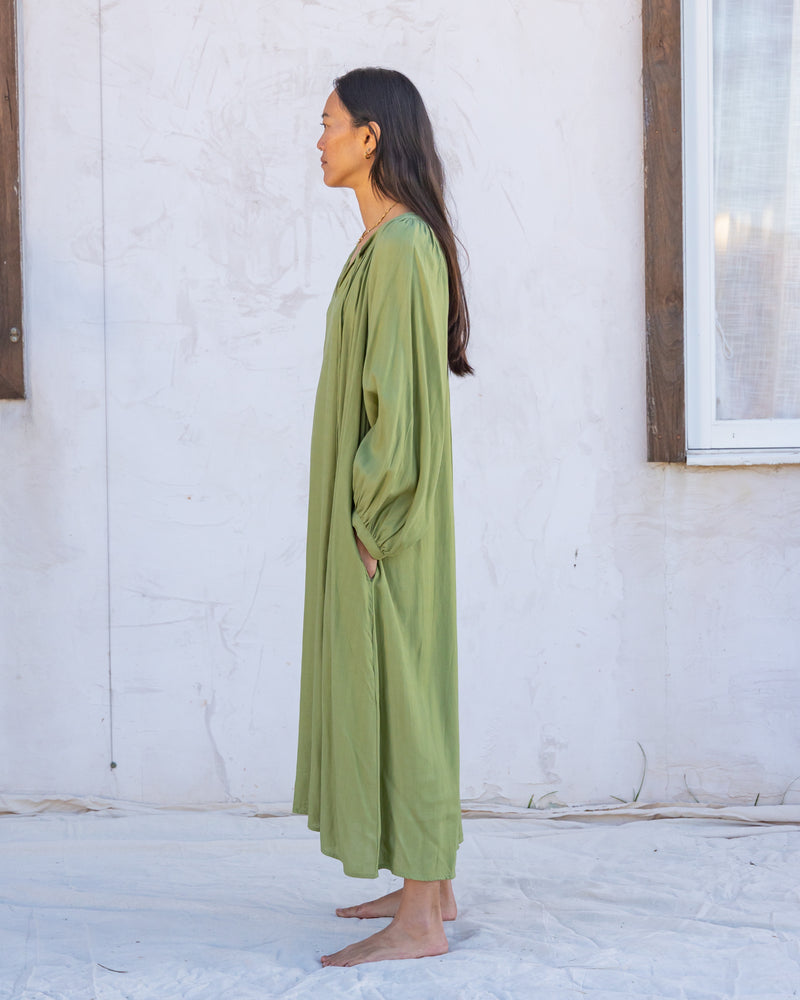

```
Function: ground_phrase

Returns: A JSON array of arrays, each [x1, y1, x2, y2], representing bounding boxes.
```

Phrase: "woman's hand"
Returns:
[[354, 531, 378, 580]]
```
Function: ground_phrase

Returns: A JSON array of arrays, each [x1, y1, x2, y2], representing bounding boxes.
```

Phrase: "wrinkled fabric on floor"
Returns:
[[1, 799, 798, 1000]]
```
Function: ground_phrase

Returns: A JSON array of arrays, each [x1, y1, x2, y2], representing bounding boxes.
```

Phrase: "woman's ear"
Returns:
[[364, 121, 381, 157]]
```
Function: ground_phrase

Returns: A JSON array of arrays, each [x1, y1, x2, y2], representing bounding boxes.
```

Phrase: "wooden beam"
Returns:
[[0, 0, 23, 400], [643, 0, 684, 461]]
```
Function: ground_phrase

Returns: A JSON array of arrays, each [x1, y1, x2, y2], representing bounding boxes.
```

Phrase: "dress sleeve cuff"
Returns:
[[352, 510, 384, 560]]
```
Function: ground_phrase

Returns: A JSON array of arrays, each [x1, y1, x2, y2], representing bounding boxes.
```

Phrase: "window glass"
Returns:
[[713, 1, 800, 421]]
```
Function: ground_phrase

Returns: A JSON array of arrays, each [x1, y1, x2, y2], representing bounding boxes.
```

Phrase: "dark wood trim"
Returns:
[[0, 0, 23, 400], [643, 0, 684, 461]]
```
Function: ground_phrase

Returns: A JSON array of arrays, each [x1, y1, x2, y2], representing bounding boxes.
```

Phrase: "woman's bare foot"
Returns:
[[321, 917, 448, 967], [323, 878, 449, 967], [336, 880, 457, 921]]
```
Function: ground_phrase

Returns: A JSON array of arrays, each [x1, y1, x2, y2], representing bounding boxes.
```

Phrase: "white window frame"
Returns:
[[682, 0, 800, 465]]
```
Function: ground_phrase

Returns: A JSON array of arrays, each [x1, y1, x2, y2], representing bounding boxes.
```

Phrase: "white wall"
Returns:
[[2, 0, 798, 808]]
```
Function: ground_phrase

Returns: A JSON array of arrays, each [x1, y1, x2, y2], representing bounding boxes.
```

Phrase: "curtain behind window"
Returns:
[[714, 0, 800, 420]]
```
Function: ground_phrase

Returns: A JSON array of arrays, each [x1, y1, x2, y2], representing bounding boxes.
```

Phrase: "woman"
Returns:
[[293, 67, 472, 967]]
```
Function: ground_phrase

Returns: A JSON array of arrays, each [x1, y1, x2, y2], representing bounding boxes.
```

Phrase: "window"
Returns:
[[644, 0, 800, 463], [0, 0, 23, 400]]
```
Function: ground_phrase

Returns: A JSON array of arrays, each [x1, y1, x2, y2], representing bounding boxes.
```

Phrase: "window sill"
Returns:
[[686, 448, 800, 467]]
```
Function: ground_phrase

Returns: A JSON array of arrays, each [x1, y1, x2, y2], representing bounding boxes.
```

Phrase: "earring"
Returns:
[[365, 148, 373, 159]]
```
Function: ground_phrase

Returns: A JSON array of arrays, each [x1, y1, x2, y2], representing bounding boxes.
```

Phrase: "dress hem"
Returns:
[[296, 809, 460, 881]]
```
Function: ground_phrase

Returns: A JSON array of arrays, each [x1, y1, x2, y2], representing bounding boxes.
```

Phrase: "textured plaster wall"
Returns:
[[1, 0, 798, 808]]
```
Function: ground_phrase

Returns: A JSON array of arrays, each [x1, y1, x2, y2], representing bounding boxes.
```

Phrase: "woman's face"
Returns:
[[317, 91, 372, 190]]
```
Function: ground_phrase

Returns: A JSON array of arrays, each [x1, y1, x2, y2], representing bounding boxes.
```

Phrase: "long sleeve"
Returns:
[[351, 220, 450, 560]]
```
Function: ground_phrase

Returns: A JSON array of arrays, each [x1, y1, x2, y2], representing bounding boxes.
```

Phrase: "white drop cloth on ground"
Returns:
[[0, 800, 798, 999]]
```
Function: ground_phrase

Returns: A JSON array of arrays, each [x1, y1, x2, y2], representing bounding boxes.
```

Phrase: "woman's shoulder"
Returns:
[[370, 213, 443, 264]]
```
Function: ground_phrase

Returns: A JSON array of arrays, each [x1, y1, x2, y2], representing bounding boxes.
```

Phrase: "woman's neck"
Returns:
[[355, 188, 399, 231]]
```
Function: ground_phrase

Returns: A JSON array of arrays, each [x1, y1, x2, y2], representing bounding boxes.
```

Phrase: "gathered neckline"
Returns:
[[336, 212, 417, 290]]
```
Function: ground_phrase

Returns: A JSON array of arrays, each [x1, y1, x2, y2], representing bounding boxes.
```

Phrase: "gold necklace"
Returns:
[[357, 201, 398, 246]]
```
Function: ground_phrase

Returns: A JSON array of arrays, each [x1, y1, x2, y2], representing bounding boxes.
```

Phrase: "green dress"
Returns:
[[293, 213, 462, 881]]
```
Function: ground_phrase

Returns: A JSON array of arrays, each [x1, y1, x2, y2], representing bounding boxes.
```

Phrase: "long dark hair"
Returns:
[[335, 67, 473, 377]]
